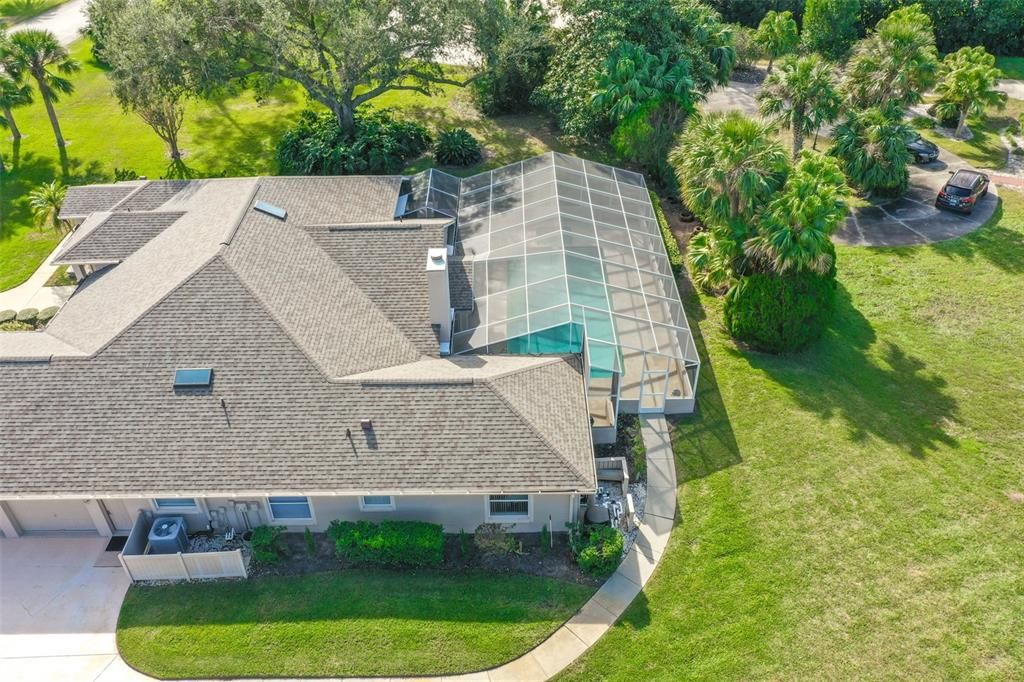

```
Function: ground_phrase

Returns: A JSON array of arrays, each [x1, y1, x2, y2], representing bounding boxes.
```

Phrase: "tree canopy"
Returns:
[[753, 10, 798, 73], [932, 46, 1006, 140], [758, 53, 841, 159], [802, 0, 860, 61], [830, 103, 913, 197], [842, 4, 939, 109]]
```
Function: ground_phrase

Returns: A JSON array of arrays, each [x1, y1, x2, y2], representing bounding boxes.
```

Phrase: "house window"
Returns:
[[153, 498, 200, 512], [487, 494, 531, 521], [359, 495, 395, 511], [267, 496, 314, 522]]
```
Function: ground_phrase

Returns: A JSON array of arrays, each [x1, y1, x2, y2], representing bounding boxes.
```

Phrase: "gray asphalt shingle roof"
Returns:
[[58, 182, 144, 219], [1, 173, 596, 498], [51, 212, 186, 264]]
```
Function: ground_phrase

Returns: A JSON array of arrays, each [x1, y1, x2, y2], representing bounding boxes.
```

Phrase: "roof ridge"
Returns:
[[107, 181, 150, 212], [485, 363, 594, 488], [217, 255, 344, 383]]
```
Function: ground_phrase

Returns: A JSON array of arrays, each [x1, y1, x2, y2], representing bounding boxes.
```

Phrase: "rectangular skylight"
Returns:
[[174, 368, 212, 387], [254, 201, 287, 220]]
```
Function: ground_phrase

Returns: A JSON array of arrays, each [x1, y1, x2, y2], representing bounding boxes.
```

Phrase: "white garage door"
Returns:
[[8, 499, 96, 534]]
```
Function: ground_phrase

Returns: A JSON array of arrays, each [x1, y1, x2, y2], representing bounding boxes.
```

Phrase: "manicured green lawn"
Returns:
[[559, 191, 1024, 680], [920, 98, 1024, 170], [117, 569, 595, 679], [997, 56, 1024, 81], [1, 39, 603, 292], [0, 0, 66, 25]]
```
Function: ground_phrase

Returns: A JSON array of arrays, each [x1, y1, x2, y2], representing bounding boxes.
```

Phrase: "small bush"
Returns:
[[37, 306, 59, 324], [328, 520, 443, 567], [0, 310, 16, 323], [473, 523, 521, 559], [650, 191, 683, 276], [434, 128, 482, 166], [0, 320, 34, 331], [304, 527, 317, 557], [276, 109, 431, 176], [458, 528, 471, 558], [568, 523, 623, 577], [724, 268, 836, 354], [250, 525, 287, 564], [910, 116, 934, 130], [16, 308, 38, 324], [730, 24, 762, 70], [114, 167, 139, 182], [539, 523, 550, 555]]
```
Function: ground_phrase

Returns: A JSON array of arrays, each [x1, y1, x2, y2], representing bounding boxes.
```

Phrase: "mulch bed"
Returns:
[[248, 530, 600, 586]]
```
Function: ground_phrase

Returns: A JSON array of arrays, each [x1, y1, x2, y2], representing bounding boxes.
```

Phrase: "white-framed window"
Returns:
[[486, 494, 531, 521], [152, 498, 201, 513], [266, 496, 315, 523], [359, 495, 395, 511]]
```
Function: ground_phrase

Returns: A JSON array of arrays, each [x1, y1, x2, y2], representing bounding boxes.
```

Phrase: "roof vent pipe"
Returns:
[[425, 247, 452, 352]]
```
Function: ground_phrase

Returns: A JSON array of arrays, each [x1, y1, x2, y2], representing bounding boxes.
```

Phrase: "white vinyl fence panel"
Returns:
[[119, 510, 248, 582]]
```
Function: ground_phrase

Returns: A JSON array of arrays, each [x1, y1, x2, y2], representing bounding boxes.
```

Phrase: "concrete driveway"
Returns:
[[0, 536, 144, 681], [835, 148, 999, 246]]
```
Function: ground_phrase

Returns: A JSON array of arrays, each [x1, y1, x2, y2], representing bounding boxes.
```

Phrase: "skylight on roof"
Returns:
[[174, 368, 212, 387], [254, 201, 287, 220]]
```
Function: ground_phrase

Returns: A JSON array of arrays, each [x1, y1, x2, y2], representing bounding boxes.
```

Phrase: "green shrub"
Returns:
[[113, 167, 139, 182], [16, 308, 38, 324], [0, 310, 16, 323], [250, 525, 287, 564], [328, 520, 444, 567], [0, 321, 34, 331], [434, 128, 482, 166], [458, 528, 471, 558], [304, 527, 317, 557], [650, 191, 683, 276], [37, 306, 59, 324], [724, 268, 837, 354], [909, 116, 934, 130], [473, 523, 521, 559], [539, 523, 550, 555], [730, 23, 762, 70], [276, 109, 431, 176], [568, 523, 623, 577]]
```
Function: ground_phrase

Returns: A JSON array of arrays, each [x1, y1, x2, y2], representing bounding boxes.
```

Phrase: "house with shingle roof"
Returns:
[[0, 153, 699, 540]]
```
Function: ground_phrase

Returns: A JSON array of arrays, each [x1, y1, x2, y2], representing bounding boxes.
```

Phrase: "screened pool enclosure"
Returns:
[[406, 153, 700, 436]]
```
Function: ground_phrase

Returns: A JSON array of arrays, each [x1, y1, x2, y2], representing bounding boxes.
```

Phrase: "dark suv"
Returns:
[[936, 170, 989, 214], [906, 133, 939, 163]]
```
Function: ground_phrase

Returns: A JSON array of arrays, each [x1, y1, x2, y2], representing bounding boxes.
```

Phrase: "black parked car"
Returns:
[[906, 133, 939, 163], [936, 170, 989, 214]]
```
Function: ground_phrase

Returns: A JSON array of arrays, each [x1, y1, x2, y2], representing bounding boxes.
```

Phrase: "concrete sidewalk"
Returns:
[[8, 0, 90, 46], [0, 232, 78, 312]]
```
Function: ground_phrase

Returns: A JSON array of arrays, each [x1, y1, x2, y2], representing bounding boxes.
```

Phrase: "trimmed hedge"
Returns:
[[649, 191, 683, 276], [37, 306, 59, 324], [16, 308, 38, 324], [328, 520, 444, 567], [0, 310, 16, 323], [724, 268, 836, 354]]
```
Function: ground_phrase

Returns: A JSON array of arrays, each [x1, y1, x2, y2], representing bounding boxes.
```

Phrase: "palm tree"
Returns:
[[745, 152, 850, 275], [592, 42, 699, 123], [758, 54, 841, 160], [29, 180, 68, 233], [670, 111, 788, 225], [932, 46, 1007, 140], [842, 4, 939, 109], [0, 70, 32, 144], [830, 104, 913, 198], [753, 10, 798, 74], [6, 30, 79, 150]]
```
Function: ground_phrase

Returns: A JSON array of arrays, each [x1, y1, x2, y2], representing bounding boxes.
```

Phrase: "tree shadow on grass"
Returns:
[[188, 100, 304, 176], [731, 284, 959, 459], [929, 198, 1024, 274], [670, 271, 742, 482]]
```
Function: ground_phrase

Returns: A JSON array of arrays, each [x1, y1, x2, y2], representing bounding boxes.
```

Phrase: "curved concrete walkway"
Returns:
[[7, 0, 90, 45]]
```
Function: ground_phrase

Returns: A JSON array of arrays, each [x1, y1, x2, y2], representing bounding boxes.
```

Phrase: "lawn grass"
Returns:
[[919, 98, 1024, 170], [117, 568, 595, 679], [997, 56, 1024, 81], [0, 0, 66, 25], [559, 190, 1024, 680], [1, 39, 602, 292]]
